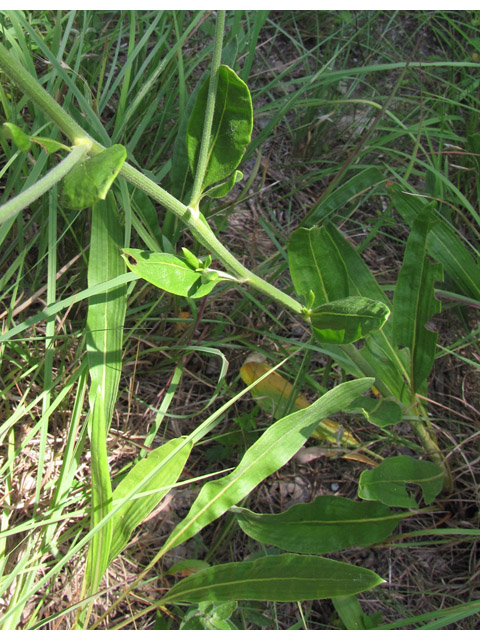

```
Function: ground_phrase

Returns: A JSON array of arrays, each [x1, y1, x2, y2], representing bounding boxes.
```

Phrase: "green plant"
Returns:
[[0, 10, 478, 630]]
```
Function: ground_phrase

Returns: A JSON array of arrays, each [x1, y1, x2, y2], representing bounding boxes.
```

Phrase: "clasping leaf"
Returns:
[[61, 144, 127, 209], [187, 65, 253, 197], [308, 296, 390, 344]]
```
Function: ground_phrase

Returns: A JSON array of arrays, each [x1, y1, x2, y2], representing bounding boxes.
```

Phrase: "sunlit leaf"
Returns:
[[30, 136, 70, 153], [240, 358, 359, 446], [160, 378, 373, 555], [161, 554, 385, 604], [109, 437, 192, 562], [232, 495, 402, 554], [122, 248, 219, 298], [85, 194, 127, 599]]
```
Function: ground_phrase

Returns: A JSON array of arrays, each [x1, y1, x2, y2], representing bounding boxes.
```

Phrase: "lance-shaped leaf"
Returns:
[[161, 554, 384, 604], [85, 194, 127, 599], [109, 437, 192, 562], [288, 226, 348, 306], [392, 208, 443, 393], [240, 358, 359, 447], [309, 296, 390, 344], [316, 224, 411, 403], [231, 496, 402, 554], [187, 64, 253, 192], [302, 167, 385, 226], [389, 183, 480, 301], [61, 144, 126, 209], [122, 248, 219, 298], [160, 378, 373, 555], [358, 455, 444, 508]]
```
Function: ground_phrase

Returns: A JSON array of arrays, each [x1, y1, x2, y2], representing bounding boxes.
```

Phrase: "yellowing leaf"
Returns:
[[240, 359, 358, 447]]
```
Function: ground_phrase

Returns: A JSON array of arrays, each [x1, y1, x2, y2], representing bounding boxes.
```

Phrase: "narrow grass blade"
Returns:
[[389, 184, 480, 301], [302, 167, 384, 226]]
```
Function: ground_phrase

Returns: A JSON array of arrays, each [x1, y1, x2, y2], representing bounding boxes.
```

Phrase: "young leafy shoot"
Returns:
[[289, 225, 390, 344], [122, 248, 223, 298], [61, 144, 127, 209]]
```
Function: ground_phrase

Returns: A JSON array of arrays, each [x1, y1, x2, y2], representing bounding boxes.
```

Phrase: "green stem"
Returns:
[[189, 10, 225, 208], [0, 43, 89, 144], [0, 143, 89, 225], [0, 38, 302, 316]]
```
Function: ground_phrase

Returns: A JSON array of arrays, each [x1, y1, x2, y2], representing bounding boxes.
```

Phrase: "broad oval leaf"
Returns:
[[122, 248, 218, 298], [315, 224, 410, 402], [358, 455, 444, 507], [159, 378, 373, 556], [288, 226, 348, 307], [161, 553, 385, 604], [109, 437, 193, 562], [61, 144, 126, 209], [232, 496, 402, 554], [2, 122, 31, 151], [187, 64, 253, 192], [309, 296, 390, 344]]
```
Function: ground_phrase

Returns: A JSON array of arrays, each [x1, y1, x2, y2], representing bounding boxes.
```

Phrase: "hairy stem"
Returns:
[[0, 39, 302, 316], [189, 10, 225, 208], [0, 143, 90, 224]]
